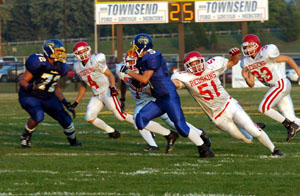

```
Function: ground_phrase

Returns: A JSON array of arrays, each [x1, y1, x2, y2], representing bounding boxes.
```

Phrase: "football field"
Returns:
[[0, 87, 300, 196]]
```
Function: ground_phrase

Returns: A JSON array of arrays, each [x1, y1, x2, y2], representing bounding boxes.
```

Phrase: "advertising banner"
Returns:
[[95, 2, 169, 24], [195, 0, 268, 22]]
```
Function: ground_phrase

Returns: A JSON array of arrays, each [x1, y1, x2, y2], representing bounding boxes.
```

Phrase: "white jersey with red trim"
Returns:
[[171, 56, 230, 119], [74, 53, 109, 95], [241, 44, 285, 86], [116, 63, 154, 105]]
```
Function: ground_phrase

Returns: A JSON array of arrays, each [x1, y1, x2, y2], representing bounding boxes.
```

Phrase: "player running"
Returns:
[[120, 33, 214, 158], [241, 34, 300, 142], [171, 48, 283, 157], [117, 49, 211, 151]]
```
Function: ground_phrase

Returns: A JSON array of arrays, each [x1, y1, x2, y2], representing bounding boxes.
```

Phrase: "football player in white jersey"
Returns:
[[171, 48, 283, 157], [241, 34, 300, 142], [71, 42, 182, 152], [117, 49, 211, 151]]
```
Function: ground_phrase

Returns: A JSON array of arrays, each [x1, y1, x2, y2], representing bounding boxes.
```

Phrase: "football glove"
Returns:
[[120, 98, 125, 113], [27, 79, 45, 91], [120, 65, 129, 74], [110, 87, 118, 97], [229, 47, 240, 56], [62, 99, 76, 119], [71, 101, 79, 108]]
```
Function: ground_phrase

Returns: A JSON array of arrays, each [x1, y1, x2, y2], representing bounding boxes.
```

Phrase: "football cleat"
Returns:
[[67, 137, 82, 146], [164, 130, 179, 153], [108, 129, 121, 139], [144, 145, 160, 151], [199, 128, 211, 148], [271, 147, 283, 157], [283, 119, 300, 142], [256, 122, 266, 129], [198, 144, 215, 158], [20, 129, 32, 148]]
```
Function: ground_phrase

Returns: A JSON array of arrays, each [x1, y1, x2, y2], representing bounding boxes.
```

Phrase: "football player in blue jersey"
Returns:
[[120, 33, 214, 158], [18, 39, 82, 148]]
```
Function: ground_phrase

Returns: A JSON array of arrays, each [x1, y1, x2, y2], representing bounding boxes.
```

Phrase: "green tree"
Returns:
[[281, 2, 300, 41], [7, 0, 36, 41], [209, 24, 217, 50]]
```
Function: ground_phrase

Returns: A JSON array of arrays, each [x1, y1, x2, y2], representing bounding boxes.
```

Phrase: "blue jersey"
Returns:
[[137, 50, 176, 98], [19, 53, 68, 99]]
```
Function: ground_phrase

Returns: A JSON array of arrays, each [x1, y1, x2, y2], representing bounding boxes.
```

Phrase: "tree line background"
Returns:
[[0, 0, 300, 54]]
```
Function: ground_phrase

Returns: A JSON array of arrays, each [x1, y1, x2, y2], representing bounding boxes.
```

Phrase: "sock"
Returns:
[[264, 109, 285, 123], [63, 123, 75, 139], [187, 129, 204, 146], [25, 124, 35, 133], [139, 129, 158, 147], [256, 130, 275, 152], [186, 122, 202, 136], [91, 118, 114, 133]]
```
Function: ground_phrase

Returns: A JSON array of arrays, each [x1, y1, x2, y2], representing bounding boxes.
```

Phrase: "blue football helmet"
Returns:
[[131, 33, 153, 57], [42, 39, 67, 63]]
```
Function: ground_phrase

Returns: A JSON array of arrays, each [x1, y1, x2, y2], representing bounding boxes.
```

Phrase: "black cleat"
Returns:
[[67, 137, 82, 146], [198, 144, 215, 158], [108, 129, 121, 139], [164, 130, 179, 153], [283, 119, 300, 142], [144, 145, 160, 151], [199, 128, 211, 148], [271, 147, 283, 157], [20, 130, 32, 148], [256, 122, 266, 129], [286, 122, 300, 142]]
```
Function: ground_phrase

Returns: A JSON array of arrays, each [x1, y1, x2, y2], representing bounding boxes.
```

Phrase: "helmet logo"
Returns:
[[47, 42, 55, 48], [138, 36, 149, 44]]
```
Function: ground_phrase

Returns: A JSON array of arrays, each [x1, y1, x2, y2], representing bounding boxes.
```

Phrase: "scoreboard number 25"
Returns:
[[169, 2, 195, 22]]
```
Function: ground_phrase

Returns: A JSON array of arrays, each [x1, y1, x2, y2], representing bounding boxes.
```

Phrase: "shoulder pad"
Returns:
[[206, 56, 228, 71], [261, 44, 280, 59], [92, 53, 106, 64], [25, 53, 46, 74]]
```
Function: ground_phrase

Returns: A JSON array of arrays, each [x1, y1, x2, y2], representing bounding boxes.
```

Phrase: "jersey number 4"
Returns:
[[197, 80, 220, 101], [87, 75, 99, 89]]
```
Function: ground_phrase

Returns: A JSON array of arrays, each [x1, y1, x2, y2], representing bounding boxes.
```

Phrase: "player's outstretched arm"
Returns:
[[72, 81, 87, 108], [276, 55, 300, 84], [172, 79, 181, 89], [55, 82, 76, 118], [125, 69, 154, 84], [227, 47, 240, 69]]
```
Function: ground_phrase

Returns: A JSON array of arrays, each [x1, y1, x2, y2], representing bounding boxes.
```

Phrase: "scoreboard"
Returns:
[[95, 0, 269, 25], [169, 2, 195, 22]]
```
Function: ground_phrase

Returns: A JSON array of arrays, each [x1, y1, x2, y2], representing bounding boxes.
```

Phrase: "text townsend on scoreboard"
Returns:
[[95, 0, 269, 25]]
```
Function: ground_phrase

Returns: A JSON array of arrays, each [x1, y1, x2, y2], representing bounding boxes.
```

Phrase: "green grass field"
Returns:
[[1, 87, 300, 196]]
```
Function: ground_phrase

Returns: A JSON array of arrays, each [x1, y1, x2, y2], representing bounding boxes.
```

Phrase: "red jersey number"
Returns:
[[251, 67, 273, 83], [87, 75, 99, 89], [197, 80, 221, 101]]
